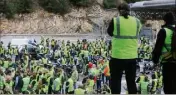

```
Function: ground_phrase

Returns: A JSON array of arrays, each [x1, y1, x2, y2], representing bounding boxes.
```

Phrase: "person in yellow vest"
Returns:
[[74, 84, 86, 95], [107, 2, 142, 94], [3, 58, 10, 69], [23, 54, 29, 69], [150, 74, 158, 94], [14, 47, 19, 61], [52, 73, 61, 94], [29, 73, 38, 94], [39, 78, 48, 94], [71, 66, 79, 89], [0, 46, 5, 57], [136, 72, 147, 84], [139, 77, 150, 94], [66, 74, 74, 94], [41, 56, 49, 65], [22, 73, 30, 94], [156, 72, 163, 94], [86, 76, 95, 94], [40, 47, 44, 54], [8, 47, 13, 56], [4, 76, 14, 94], [43, 47, 49, 55], [40, 36, 45, 46], [46, 38, 50, 47], [154, 71, 158, 79], [51, 39, 55, 51], [152, 12, 176, 94], [0, 69, 4, 94], [47, 73, 53, 94]]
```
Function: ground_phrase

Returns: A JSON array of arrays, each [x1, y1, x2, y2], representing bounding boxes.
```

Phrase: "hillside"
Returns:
[[0, 0, 118, 34], [0, 0, 163, 34]]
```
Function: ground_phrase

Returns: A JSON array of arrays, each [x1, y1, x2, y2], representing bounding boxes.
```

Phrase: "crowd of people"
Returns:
[[135, 36, 163, 94], [0, 37, 112, 94], [0, 36, 164, 94]]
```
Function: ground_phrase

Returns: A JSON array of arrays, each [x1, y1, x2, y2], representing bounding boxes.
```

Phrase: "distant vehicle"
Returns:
[[11, 38, 30, 48], [11, 38, 38, 59]]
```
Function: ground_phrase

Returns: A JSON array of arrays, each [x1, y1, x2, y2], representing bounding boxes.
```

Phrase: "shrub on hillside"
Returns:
[[3, 0, 18, 19], [0, 0, 5, 13], [103, 0, 116, 9], [69, 0, 94, 7], [15, 0, 34, 14], [38, 0, 71, 15]]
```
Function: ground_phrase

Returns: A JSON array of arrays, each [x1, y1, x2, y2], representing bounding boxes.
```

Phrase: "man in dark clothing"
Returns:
[[152, 12, 176, 94], [13, 71, 23, 94]]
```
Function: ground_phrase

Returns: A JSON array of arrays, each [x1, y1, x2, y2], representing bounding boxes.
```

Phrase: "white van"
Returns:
[[11, 38, 29, 48]]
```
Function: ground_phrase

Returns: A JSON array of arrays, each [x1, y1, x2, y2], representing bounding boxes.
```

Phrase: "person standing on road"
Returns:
[[107, 2, 142, 94], [152, 12, 176, 94]]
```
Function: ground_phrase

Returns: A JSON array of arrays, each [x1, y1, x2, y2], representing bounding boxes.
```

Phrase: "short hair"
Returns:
[[163, 12, 175, 24], [118, 3, 130, 12]]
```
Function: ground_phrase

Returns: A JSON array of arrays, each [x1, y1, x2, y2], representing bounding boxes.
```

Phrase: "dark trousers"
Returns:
[[162, 63, 176, 94], [97, 79, 101, 89], [109, 58, 137, 94]]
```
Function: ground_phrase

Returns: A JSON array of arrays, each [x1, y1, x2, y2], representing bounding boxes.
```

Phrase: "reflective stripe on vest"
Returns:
[[113, 16, 140, 39], [112, 16, 141, 59]]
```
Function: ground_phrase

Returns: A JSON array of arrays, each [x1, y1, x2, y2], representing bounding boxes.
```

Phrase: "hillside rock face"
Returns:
[[0, 0, 164, 35], [0, 1, 118, 34]]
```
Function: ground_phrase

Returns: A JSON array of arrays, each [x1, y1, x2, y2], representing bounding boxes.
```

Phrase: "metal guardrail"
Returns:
[[1, 33, 94, 36], [1, 34, 111, 37], [0, 33, 111, 39]]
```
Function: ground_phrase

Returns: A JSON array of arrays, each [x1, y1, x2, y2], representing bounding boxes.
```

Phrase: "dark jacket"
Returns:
[[14, 75, 23, 91], [152, 24, 175, 64], [107, 19, 114, 37]]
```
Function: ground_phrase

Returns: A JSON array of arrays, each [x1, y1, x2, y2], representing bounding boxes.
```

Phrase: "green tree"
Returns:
[[3, 0, 18, 19], [0, 0, 5, 13], [38, 0, 71, 15], [69, 0, 94, 7], [103, 0, 116, 9], [16, 0, 34, 14]]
